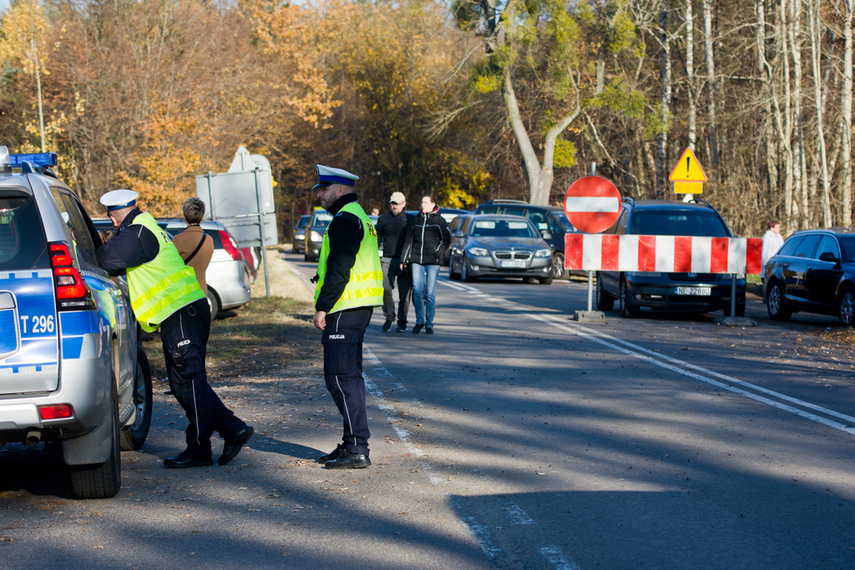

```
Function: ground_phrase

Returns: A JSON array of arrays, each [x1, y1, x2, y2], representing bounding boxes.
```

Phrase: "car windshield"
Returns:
[[839, 236, 855, 262], [313, 212, 333, 228], [0, 192, 49, 270], [632, 210, 729, 237], [470, 219, 537, 238]]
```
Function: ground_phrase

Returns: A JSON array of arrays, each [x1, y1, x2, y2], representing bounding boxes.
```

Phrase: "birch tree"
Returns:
[[842, 0, 853, 227]]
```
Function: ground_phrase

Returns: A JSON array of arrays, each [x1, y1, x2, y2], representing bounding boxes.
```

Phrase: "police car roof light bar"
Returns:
[[10, 152, 58, 168]]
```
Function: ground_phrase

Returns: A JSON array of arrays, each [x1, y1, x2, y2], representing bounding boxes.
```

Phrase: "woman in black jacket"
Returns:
[[401, 195, 451, 334]]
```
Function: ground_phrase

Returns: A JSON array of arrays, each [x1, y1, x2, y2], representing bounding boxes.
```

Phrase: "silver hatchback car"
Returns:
[[0, 147, 152, 499]]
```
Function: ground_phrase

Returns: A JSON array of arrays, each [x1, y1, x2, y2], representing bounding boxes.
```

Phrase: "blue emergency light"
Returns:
[[9, 152, 58, 168]]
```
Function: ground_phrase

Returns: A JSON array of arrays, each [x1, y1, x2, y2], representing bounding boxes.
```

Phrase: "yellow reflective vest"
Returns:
[[127, 213, 205, 332], [314, 202, 383, 314]]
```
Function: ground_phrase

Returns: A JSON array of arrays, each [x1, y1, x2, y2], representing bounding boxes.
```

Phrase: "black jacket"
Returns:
[[314, 193, 366, 313], [375, 209, 412, 258], [401, 208, 450, 266], [96, 208, 160, 276]]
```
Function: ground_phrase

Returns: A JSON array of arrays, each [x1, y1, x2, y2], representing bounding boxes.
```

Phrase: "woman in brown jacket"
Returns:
[[172, 198, 214, 296]]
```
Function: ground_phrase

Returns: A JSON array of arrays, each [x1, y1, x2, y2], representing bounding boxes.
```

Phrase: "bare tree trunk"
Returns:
[[502, 70, 580, 205], [842, 0, 853, 227], [702, 0, 719, 166], [808, 0, 831, 227], [757, 0, 779, 204], [657, 7, 672, 198], [773, 0, 795, 227], [789, 0, 807, 226]]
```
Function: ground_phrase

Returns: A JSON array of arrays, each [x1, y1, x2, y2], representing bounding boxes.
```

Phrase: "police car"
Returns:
[[0, 147, 152, 499]]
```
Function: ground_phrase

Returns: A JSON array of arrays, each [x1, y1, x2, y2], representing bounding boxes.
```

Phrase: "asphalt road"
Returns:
[[2, 249, 855, 569]]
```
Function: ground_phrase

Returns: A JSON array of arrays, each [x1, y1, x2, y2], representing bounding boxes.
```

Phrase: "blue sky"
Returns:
[[0, 1, 8, 14]]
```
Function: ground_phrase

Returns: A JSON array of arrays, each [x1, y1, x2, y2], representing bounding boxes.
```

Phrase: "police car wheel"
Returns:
[[120, 347, 153, 451], [69, 381, 121, 499]]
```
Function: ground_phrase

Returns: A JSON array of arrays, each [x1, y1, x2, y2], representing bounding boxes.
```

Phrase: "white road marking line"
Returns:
[[525, 312, 855, 436], [542, 314, 855, 424], [449, 497, 503, 560], [502, 498, 535, 525], [539, 545, 582, 570]]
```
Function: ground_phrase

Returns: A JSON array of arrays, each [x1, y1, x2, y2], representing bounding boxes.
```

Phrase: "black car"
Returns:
[[292, 214, 310, 254], [474, 199, 577, 279], [764, 229, 855, 325], [596, 198, 746, 317]]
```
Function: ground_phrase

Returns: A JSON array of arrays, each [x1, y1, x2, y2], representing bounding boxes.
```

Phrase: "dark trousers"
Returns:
[[160, 298, 245, 458], [380, 257, 411, 326], [322, 307, 372, 455]]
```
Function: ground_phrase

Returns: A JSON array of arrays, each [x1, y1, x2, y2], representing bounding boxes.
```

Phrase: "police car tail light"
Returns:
[[219, 230, 243, 262], [38, 403, 74, 420], [49, 243, 94, 310]]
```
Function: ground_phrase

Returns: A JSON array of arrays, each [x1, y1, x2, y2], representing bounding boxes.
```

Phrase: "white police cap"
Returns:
[[313, 165, 359, 190], [100, 189, 139, 211]]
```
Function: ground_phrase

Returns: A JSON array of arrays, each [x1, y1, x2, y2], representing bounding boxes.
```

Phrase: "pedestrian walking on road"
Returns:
[[311, 165, 383, 469], [401, 195, 450, 335], [376, 191, 413, 333], [96, 189, 253, 469]]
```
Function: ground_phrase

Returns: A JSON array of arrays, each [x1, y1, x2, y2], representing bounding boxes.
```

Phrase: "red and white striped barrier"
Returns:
[[564, 234, 763, 274]]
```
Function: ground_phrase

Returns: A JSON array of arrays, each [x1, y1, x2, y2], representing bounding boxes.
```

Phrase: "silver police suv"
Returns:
[[0, 147, 152, 499]]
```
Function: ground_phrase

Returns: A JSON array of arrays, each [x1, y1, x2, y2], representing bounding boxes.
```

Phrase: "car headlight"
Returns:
[[310, 230, 323, 242], [535, 249, 551, 258], [468, 247, 489, 257]]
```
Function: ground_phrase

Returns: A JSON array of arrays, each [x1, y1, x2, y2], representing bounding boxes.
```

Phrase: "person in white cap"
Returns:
[[96, 189, 253, 469], [375, 191, 413, 332], [311, 165, 383, 469]]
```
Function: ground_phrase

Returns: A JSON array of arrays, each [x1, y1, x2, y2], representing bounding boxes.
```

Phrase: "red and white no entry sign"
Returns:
[[563, 176, 621, 234]]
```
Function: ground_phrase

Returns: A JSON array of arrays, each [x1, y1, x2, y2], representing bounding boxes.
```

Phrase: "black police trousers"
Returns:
[[160, 298, 245, 459], [322, 307, 373, 456]]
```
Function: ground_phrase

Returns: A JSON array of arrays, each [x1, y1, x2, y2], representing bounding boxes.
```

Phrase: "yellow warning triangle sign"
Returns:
[[669, 148, 707, 182]]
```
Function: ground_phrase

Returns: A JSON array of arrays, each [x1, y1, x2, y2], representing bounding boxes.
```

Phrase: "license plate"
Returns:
[[500, 260, 526, 268], [675, 286, 711, 296]]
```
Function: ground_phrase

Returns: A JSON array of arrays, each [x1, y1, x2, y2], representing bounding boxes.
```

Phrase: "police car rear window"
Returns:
[[0, 193, 49, 270]]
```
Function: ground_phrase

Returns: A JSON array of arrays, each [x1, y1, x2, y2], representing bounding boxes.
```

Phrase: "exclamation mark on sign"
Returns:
[[686, 156, 691, 178]]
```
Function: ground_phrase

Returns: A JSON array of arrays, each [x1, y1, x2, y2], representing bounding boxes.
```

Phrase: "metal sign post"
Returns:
[[253, 169, 271, 298]]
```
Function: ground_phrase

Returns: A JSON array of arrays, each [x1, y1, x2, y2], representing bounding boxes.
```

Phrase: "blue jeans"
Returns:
[[411, 263, 440, 327]]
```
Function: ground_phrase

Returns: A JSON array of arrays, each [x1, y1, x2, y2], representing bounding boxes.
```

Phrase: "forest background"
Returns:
[[0, 0, 853, 239]]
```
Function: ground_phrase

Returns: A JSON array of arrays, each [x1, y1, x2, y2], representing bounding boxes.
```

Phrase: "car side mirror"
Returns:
[[819, 251, 839, 263], [541, 231, 553, 241]]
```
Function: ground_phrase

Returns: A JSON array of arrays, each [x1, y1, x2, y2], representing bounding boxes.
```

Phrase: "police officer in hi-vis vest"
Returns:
[[311, 166, 383, 469], [96, 189, 253, 469]]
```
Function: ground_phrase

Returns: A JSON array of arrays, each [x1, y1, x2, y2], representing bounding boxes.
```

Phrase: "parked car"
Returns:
[[764, 229, 855, 325], [303, 208, 333, 262], [292, 214, 310, 254], [474, 199, 577, 279], [441, 213, 472, 266], [438, 207, 470, 224], [94, 217, 252, 320], [0, 147, 152, 499], [596, 198, 745, 318], [448, 214, 554, 284]]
